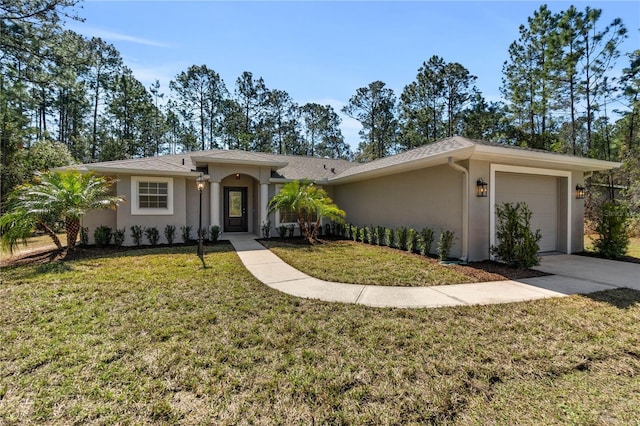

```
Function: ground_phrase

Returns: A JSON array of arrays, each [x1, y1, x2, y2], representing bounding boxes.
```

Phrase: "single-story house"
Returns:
[[75, 136, 620, 261]]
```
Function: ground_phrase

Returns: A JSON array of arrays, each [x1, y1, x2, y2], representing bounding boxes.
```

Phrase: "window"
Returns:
[[139, 182, 168, 208], [131, 176, 174, 215], [274, 184, 318, 225], [279, 207, 298, 224]]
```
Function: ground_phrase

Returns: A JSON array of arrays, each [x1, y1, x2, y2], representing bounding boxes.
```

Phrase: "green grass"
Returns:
[[2, 245, 640, 424], [584, 235, 640, 259], [261, 239, 475, 286]]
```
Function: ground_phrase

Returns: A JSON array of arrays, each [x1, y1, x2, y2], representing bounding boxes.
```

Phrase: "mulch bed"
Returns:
[[576, 251, 640, 265]]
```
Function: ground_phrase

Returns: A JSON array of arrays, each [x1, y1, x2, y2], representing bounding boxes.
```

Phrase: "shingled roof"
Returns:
[[69, 136, 619, 182]]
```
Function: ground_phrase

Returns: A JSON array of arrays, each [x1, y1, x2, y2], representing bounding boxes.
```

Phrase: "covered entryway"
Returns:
[[224, 187, 248, 232], [495, 172, 558, 252]]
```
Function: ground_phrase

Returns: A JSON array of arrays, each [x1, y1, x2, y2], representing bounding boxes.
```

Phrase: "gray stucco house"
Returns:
[[76, 136, 620, 261]]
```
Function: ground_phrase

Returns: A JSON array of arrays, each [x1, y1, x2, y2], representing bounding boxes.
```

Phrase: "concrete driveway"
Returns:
[[520, 254, 640, 294]]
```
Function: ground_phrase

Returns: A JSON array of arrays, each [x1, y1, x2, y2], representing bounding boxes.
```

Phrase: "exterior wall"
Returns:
[[81, 209, 117, 245], [333, 164, 464, 258], [468, 160, 491, 261], [116, 175, 188, 246], [571, 170, 585, 253], [186, 177, 211, 237]]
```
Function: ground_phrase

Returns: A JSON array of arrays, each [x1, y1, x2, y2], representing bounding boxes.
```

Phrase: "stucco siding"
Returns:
[[333, 164, 463, 258], [571, 171, 585, 253], [115, 175, 188, 246], [468, 160, 491, 261]]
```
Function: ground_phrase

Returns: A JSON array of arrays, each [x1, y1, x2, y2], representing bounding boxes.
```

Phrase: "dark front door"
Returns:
[[224, 187, 248, 232]]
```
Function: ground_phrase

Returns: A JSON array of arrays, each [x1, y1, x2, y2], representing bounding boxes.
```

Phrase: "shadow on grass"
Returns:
[[2, 242, 236, 279], [584, 288, 640, 310]]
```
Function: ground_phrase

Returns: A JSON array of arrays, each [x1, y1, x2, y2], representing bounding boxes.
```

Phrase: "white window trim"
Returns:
[[489, 164, 572, 256], [131, 176, 174, 216]]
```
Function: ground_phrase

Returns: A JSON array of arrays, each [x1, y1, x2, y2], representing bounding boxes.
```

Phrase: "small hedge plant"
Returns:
[[491, 202, 541, 269], [437, 230, 456, 261], [210, 225, 220, 242], [130, 225, 144, 247], [164, 225, 176, 245], [94, 226, 112, 247], [145, 226, 160, 246], [592, 202, 629, 259]]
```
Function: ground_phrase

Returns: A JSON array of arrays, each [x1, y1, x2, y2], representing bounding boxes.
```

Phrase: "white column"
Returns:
[[260, 183, 269, 228], [210, 181, 220, 229]]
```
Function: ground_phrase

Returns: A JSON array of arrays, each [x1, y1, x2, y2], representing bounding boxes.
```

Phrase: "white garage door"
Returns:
[[495, 172, 558, 252]]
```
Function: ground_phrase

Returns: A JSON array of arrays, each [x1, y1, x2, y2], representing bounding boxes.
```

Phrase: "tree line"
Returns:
[[1, 2, 639, 212]]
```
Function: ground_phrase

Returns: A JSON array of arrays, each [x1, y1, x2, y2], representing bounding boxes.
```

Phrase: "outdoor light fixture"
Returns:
[[196, 173, 207, 267], [476, 178, 488, 197], [576, 184, 585, 200], [235, 173, 241, 180]]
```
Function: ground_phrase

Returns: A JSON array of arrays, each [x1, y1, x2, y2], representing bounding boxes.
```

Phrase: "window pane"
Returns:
[[229, 191, 242, 217], [138, 181, 168, 209]]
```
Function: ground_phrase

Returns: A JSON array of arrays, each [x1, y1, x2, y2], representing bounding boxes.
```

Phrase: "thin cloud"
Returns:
[[69, 24, 174, 48]]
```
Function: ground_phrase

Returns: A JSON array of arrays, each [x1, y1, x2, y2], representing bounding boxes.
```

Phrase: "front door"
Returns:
[[224, 187, 248, 232]]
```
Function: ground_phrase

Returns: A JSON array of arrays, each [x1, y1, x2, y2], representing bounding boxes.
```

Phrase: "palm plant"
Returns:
[[268, 180, 345, 243], [0, 170, 123, 252]]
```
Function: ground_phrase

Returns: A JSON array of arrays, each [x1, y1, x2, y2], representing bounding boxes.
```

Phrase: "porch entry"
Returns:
[[224, 187, 248, 232]]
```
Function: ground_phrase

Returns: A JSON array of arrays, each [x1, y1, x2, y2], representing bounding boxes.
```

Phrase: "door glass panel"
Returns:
[[229, 191, 242, 217]]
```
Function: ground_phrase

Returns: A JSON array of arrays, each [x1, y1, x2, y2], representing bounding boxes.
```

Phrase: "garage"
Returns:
[[495, 172, 558, 252]]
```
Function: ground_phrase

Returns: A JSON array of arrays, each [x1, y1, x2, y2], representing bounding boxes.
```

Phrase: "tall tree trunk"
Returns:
[[38, 221, 63, 250]]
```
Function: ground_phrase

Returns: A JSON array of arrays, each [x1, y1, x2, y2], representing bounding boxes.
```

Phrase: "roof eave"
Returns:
[[84, 166, 199, 177], [471, 145, 622, 171], [329, 146, 475, 184]]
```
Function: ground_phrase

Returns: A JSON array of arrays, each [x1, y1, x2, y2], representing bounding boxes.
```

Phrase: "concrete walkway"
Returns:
[[227, 234, 639, 308]]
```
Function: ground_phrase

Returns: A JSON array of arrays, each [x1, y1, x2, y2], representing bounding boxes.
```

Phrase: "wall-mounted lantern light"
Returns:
[[576, 184, 585, 200], [235, 173, 241, 180], [476, 178, 488, 197]]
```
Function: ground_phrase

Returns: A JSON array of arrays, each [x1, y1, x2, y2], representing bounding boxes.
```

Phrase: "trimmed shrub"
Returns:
[[287, 224, 295, 238], [277, 225, 288, 238], [384, 228, 393, 247], [261, 220, 271, 238], [130, 225, 144, 247], [198, 227, 209, 242], [180, 225, 192, 243], [363, 226, 371, 244], [324, 223, 331, 237], [145, 226, 160, 246], [437, 229, 456, 261], [592, 202, 629, 259], [94, 226, 112, 247], [358, 227, 366, 242], [491, 202, 541, 268], [113, 228, 126, 247], [351, 225, 359, 242], [80, 227, 89, 246], [419, 228, 435, 256], [376, 226, 385, 246], [210, 225, 220, 242], [164, 225, 176, 245], [407, 228, 417, 253], [395, 226, 408, 250]]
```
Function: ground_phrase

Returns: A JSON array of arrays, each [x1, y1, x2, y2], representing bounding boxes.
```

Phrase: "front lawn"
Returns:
[[260, 239, 543, 286], [1, 246, 639, 424]]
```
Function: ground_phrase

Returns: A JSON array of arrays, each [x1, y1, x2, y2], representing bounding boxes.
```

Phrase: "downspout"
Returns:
[[447, 157, 468, 262]]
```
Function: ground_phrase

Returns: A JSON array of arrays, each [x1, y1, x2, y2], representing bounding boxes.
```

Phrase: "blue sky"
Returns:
[[66, 1, 640, 149]]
